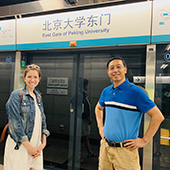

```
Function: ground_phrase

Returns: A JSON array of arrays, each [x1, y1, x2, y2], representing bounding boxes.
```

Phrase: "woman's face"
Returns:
[[24, 70, 40, 91]]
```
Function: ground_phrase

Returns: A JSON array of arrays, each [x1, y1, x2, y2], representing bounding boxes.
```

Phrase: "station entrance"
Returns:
[[26, 45, 147, 170]]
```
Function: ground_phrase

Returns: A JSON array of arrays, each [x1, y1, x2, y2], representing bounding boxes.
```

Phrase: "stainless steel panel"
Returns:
[[14, 51, 21, 90], [0, 0, 71, 18], [143, 44, 156, 170], [0, 6, 11, 17]]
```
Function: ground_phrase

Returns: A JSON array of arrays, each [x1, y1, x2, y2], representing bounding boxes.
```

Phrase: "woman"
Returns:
[[4, 64, 50, 170]]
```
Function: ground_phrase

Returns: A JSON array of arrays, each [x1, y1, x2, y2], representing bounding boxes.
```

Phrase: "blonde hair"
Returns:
[[23, 64, 41, 78]]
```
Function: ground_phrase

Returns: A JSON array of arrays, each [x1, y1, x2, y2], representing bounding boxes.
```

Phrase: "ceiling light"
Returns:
[[165, 44, 170, 51], [160, 64, 168, 69]]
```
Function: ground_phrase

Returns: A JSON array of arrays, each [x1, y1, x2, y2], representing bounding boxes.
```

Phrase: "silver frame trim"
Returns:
[[143, 44, 156, 170]]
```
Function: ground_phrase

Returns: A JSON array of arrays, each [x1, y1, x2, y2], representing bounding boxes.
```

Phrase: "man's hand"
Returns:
[[124, 138, 147, 151]]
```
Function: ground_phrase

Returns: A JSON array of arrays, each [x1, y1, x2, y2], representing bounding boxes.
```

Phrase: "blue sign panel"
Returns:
[[164, 52, 170, 62]]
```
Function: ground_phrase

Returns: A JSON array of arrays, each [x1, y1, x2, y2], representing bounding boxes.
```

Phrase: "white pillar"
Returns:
[[143, 44, 156, 170], [13, 51, 21, 90]]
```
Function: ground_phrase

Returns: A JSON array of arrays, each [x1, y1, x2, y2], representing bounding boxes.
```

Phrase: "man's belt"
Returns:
[[105, 139, 126, 147]]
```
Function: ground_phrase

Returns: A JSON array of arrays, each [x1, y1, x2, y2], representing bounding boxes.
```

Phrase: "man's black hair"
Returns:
[[107, 57, 127, 69], [84, 79, 88, 88]]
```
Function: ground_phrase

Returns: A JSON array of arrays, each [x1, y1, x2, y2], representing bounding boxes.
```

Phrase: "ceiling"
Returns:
[[0, 0, 38, 6], [0, 0, 147, 7]]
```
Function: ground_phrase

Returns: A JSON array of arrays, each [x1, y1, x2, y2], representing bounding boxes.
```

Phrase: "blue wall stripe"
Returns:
[[152, 34, 170, 43], [17, 35, 150, 50], [0, 44, 15, 51], [17, 41, 69, 50], [77, 36, 150, 47]]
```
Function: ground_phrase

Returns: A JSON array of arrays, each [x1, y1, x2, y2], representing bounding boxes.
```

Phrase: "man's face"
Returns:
[[107, 59, 127, 86]]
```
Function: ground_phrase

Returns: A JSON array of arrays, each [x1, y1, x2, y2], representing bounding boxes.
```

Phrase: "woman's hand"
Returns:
[[37, 134, 47, 155], [22, 141, 39, 158]]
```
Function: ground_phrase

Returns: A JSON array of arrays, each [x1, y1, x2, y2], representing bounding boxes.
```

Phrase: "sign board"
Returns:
[[0, 20, 15, 51], [160, 128, 169, 146], [134, 76, 170, 84], [47, 77, 68, 95], [17, 1, 152, 50], [6, 56, 12, 64], [152, 0, 170, 43], [133, 76, 146, 84], [164, 51, 170, 62]]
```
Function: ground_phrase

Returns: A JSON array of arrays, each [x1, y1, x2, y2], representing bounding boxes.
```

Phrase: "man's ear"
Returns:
[[107, 69, 109, 76], [125, 67, 127, 74]]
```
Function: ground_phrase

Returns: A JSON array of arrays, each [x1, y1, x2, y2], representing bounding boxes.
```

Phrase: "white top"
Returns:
[[4, 96, 43, 170]]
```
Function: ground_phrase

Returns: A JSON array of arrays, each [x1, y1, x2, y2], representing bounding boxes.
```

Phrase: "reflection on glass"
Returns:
[[154, 44, 170, 169]]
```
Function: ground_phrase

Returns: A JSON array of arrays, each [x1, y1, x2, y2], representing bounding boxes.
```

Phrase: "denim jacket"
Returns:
[[6, 85, 50, 150]]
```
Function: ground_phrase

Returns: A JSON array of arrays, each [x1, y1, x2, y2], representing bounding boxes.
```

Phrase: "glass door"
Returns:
[[79, 46, 147, 170], [154, 44, 170, 170], [27, 45, 149, 170], [28, 52, 77, 170]]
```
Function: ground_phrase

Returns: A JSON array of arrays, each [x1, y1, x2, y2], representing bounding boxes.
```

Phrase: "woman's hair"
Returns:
[[23, 64, 41, 78]]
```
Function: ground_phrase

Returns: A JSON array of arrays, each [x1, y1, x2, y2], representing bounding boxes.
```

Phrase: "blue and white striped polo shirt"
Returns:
[[99, 79, 156, 142]]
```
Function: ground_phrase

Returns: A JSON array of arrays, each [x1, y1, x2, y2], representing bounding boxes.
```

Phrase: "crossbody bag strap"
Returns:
[[0, 124, 9, 142], [37, 94, 41, 100], [18, 89, 23, 103]]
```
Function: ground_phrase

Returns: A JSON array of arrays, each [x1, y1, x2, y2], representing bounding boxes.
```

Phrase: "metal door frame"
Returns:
[[143, 44, 156, 170], [68, 54, 84, 170]]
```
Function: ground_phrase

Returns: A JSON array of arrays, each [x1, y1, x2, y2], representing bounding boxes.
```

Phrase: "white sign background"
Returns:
[[0, 20, 15, 46], [152, 0, 170, 43], [17, 1, 151, 46]]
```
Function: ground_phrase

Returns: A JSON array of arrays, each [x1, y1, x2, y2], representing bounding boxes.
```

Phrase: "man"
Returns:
[[82, 79, 97, 159], [95, 57, 164, 170]]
